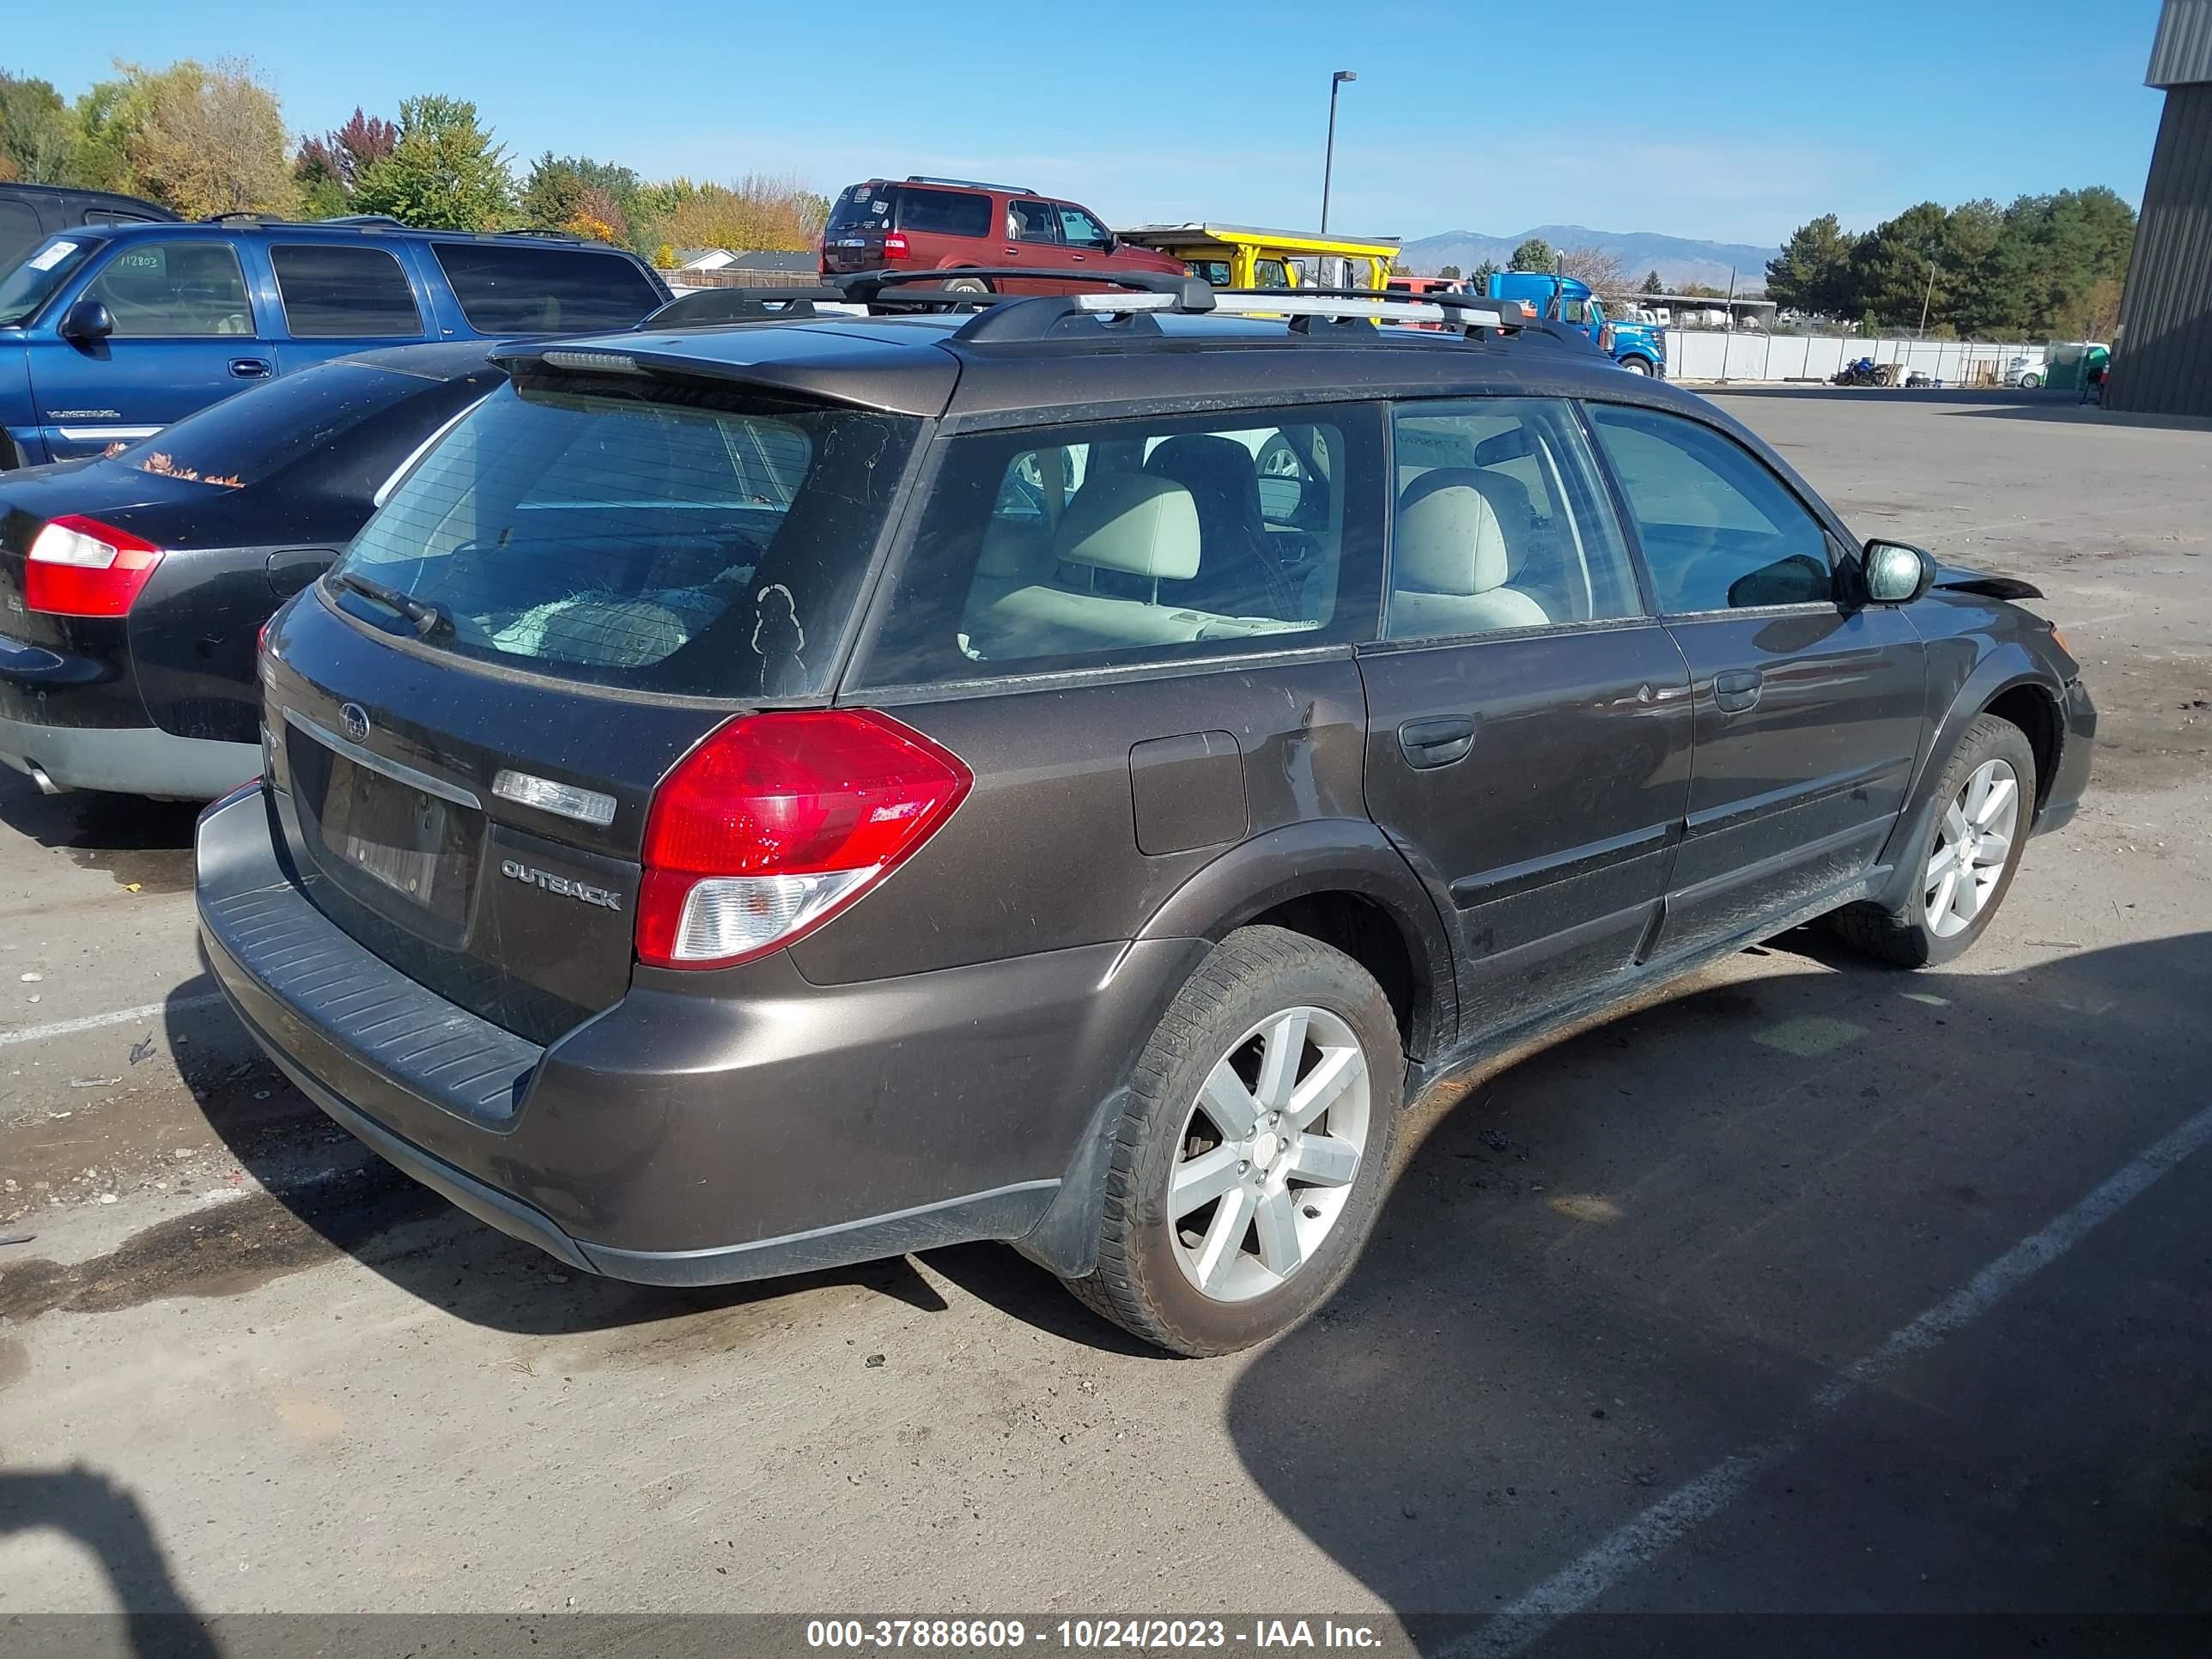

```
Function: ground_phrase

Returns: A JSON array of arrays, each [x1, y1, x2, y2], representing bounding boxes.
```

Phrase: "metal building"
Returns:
[[2109, 0, 2212, 416]]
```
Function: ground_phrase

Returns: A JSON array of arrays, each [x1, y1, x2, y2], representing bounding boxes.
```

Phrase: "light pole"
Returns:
[[1321, 70, 1356, 234], [1917, 255, 1939, 339]]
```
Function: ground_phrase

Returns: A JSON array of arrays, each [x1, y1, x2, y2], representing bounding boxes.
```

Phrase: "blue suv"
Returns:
[[0, 218, 669, 469]]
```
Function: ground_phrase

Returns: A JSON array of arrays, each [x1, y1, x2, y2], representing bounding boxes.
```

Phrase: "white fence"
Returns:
[[1664, 331, 2046, 386]]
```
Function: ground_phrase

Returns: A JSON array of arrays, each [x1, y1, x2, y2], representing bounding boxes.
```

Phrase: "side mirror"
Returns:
[[1862, 538, 1936, 605], [59, 299, 114, 344]]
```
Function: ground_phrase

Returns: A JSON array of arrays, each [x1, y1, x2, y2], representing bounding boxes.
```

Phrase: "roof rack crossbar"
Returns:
[[641, 288, 866, 329]]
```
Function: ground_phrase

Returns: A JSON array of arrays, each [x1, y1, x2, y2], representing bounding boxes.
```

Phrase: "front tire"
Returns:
[[1065, 926, 1402, 1356], [1620, 356, 1652, 375], [1832, 714, 2036, 968]]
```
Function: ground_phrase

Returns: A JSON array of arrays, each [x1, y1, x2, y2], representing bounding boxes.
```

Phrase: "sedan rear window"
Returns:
[[329, 380, 921, 700]]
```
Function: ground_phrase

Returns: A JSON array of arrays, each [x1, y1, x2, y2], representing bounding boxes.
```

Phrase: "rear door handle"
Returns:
[[1713, 668, 1763, 713], [228, 357, 272, 380], [1398, 715, 1476, 769]]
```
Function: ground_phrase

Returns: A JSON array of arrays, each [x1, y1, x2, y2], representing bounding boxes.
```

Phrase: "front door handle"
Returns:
[[228, 357, 272, 380], [1399, 715, 1476, 769], [1713, 668, 1763, 713]]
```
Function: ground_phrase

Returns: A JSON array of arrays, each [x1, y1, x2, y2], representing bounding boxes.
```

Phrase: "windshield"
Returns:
[[107, 359, 498, 491], [0, 236, 103, 327], [327, 379, 921, 700]]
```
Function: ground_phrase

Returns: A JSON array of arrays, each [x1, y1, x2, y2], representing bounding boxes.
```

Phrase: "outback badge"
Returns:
[[501, 859, 623, 911]]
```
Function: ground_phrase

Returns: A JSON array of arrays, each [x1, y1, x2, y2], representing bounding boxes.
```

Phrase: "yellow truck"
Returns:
[[1113, 223, 1400, 292]]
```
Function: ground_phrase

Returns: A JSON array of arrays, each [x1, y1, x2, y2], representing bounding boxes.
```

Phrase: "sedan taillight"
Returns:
[[25, 514, 165, 617]]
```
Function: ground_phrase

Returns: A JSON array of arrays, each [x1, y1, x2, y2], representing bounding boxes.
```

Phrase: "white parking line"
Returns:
[[1455, 1097, 2212, 1656], [0, 992, 227, 1049]]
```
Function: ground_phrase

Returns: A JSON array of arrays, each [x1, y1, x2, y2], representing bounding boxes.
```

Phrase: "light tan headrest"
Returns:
[[1395, 478, 1510, 595], [1055, 471, 1201, 580]]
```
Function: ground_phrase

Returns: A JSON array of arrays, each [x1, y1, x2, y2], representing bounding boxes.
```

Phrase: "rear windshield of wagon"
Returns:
[[326, 378, 921, 700]]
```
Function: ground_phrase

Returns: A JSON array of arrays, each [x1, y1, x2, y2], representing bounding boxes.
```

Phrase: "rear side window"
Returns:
[[856, 406, 1385, 690], [82, 240, 254, 337], [429, 244, 661, 335], [272, 244, 425, 338], [331, 380, 921, 699], [1386, 400, 1642, 641], [1587, 404, 1835, 612], [895, 188, 991, 239]]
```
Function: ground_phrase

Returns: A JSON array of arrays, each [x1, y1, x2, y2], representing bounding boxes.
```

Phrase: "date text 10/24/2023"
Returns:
[[805, 1620, 1389, 1650]]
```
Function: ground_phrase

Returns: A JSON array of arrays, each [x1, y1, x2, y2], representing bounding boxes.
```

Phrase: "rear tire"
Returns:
[[1064, 926, 1401, 1357], [1832, 714, 2036, 968], [942, 275, 991, 295]]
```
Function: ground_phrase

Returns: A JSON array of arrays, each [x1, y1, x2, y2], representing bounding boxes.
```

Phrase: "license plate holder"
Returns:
[[322, 756, 450, 908]]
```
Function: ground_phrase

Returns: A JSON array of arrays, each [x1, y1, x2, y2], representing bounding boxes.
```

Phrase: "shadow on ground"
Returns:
[[0, 1467, 215, 1657], [0, 770, 201, 892], [1225, 932, 2212, 1638]]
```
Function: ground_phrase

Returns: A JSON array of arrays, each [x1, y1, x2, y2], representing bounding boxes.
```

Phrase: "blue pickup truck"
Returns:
[[1485, 270, 1666, 376], [0, 219, 668, 470]]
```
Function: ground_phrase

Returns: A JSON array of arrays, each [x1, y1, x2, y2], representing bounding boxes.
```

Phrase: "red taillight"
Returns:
[[635, 709, 971, 970], [25, 515, 164, 617], [883, 232, 910, 259]]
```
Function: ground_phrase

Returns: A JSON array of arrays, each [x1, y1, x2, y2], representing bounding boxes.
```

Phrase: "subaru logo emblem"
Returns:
[[340, 702, 371, 744]]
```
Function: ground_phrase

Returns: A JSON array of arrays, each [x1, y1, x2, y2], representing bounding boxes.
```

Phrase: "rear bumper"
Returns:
[[196, 787, 1200, 1285], [0, 708, 258, 798]]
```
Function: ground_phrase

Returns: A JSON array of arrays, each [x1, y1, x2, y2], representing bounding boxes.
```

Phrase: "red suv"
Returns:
[[820, 176, 1186, 293]]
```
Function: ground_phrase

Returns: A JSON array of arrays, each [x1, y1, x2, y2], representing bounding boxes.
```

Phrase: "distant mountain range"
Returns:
[[1398, 225, 1778, 293]]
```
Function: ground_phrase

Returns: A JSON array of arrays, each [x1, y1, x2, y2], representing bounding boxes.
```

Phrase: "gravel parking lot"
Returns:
[[2, 388, 2208, 1650]]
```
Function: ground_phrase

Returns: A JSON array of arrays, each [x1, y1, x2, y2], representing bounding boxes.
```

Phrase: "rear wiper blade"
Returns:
[[333, 569, 452, 639]]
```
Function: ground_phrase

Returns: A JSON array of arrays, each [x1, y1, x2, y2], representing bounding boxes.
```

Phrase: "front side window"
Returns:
[[1587, 404, 1835, 612], [1386, 400, 1642, 641], [1057, 205, 1112, 250], [895, 188, 991, 239], [429, 244, 661, 335], [1007, 200, 1059, 244], [1255, 258, 1291, 289], [272, 244, 424, 338], [82, 240, 253, 337], [857, 406, 1384, 689], [331, 380, 920, 699]]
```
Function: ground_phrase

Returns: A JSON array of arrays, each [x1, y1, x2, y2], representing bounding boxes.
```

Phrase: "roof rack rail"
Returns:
[[203, 211, 290, 226], [905, 173, 1035, 193], [317, 213, 406, 228]]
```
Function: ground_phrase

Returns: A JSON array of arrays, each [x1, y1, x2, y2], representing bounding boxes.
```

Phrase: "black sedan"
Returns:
[[0, 343, 504, 799]]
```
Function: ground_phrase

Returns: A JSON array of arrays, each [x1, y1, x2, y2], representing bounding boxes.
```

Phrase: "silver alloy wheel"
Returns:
[[1925, 757, 2020, 938], [1168, 1005, 1372, 1304]]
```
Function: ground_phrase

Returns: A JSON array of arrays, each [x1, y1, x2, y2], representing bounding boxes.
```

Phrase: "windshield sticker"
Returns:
[[26, 240, 79, 271]]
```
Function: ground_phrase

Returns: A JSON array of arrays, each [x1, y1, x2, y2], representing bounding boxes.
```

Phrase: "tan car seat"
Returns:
[[1389, 471, 1550, 638]]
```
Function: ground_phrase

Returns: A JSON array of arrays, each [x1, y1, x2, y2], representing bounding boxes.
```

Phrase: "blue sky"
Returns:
[[7, 0, 2168, 247]]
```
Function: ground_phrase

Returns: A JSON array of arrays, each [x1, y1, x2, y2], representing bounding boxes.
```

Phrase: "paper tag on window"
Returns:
[[27, 240, 79, 271]]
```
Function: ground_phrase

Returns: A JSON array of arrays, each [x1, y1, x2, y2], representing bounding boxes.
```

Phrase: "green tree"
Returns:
[[0, 70, 78, 184], [522, 152, 643, 246], [1508, 236, 1556, 272], [1641, 269, 1664, 295], [1437, 263, 1461, 280], [1470, 258, 1499, 286], [1851, 201, 1950, 328], [1764, 213, 1857, 316], [354, 94, 513, 229], [70, 70, 160, 194]]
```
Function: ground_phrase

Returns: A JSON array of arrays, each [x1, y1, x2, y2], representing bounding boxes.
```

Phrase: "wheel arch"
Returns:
[[1133, 818, 1459, 1064], [1870, 647, 2066, 914]]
